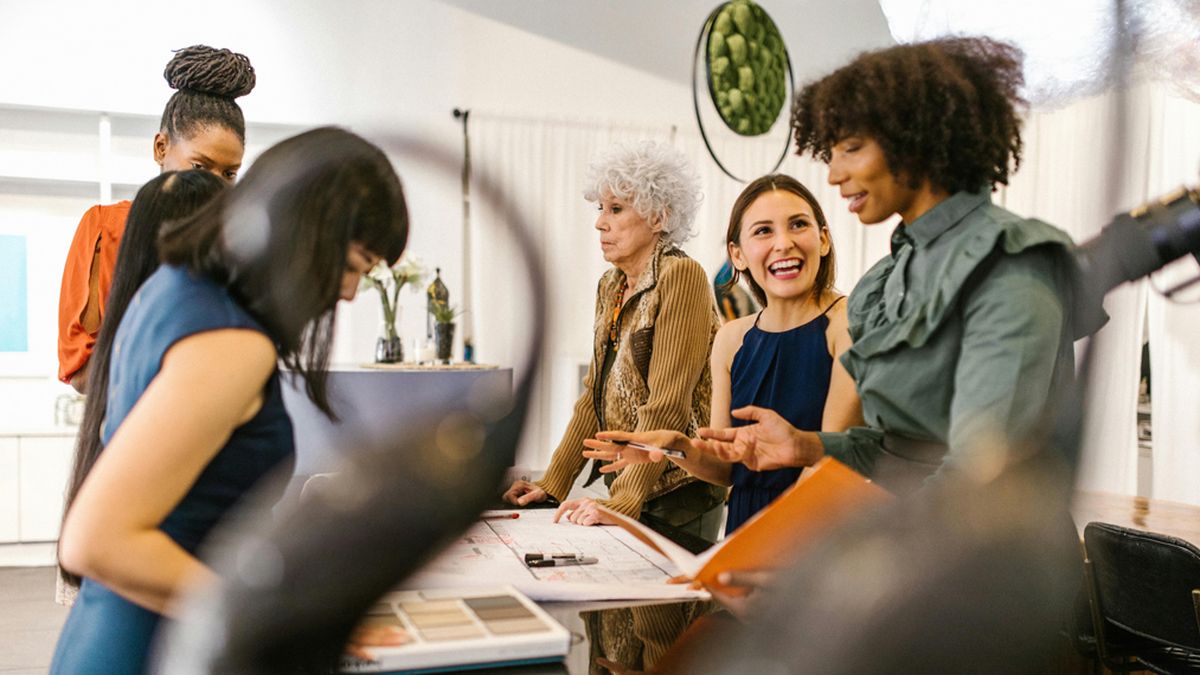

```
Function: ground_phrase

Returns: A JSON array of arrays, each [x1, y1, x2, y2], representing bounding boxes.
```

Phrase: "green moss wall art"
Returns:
[[693, 0, 793, 181], [707, 0, 789, 137]]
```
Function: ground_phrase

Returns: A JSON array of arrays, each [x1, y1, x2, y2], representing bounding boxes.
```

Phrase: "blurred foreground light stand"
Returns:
[[682, 448, 1082, 674]]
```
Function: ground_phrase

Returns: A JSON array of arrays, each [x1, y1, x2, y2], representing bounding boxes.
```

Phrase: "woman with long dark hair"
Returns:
[[58, 169, 227, 598], [51, 127, 409, 674]]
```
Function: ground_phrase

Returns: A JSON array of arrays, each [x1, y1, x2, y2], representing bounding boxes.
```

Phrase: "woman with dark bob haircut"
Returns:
[[689, 37, 1091, 496], [51, 127, 409, 673]]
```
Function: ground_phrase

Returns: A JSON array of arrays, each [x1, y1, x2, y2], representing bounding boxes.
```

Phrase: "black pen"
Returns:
[[527, 556, 598, 567], [609, 439, 687, 459]]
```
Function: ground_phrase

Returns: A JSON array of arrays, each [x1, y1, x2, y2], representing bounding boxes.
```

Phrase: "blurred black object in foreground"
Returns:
[[152, 134, 1197, 671], [679, 187, 1200, 673], [151, 132, 545, 674]]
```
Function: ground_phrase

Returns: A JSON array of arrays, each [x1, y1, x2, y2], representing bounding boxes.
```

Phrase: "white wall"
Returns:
[[0, 0, 706, 432]]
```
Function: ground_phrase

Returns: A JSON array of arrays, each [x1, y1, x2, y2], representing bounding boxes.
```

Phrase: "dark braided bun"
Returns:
[[164, 45, 256, 99], [158, 45, 254, 142]]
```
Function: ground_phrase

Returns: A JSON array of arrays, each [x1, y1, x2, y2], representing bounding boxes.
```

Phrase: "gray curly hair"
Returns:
[[582, 140, 702, 245]]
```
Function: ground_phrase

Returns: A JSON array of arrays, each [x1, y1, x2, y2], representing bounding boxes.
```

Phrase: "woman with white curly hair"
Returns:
[[503, 140, 727, 545]]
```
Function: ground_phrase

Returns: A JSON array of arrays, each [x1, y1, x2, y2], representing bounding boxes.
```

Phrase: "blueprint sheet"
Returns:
[[400, 509, 707, 601]]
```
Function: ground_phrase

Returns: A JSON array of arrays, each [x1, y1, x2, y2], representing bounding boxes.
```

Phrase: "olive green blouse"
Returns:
[[817, 191, 1085, 486]]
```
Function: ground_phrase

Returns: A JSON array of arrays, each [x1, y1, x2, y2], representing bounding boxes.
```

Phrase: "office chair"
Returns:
[[1083, 521, 1200, 673]]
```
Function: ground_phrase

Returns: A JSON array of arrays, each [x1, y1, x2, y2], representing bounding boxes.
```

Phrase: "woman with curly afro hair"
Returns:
[[694, 37, 1091, 496]]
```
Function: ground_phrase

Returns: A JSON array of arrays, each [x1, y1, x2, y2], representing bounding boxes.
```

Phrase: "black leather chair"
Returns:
[[1083, 521, 1200, 673]]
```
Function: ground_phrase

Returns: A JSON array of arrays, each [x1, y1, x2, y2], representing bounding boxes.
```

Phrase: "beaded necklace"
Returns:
[[607, 282, 628, 350]]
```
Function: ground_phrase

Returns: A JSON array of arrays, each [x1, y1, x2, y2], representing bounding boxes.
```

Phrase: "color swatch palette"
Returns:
[[341, 586, 570, 673]]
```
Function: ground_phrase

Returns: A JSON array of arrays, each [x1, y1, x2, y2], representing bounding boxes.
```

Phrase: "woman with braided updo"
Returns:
[[57, 45, 256, 393]]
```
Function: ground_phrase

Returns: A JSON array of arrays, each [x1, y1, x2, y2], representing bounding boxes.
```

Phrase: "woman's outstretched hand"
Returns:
[[694, 405, 819, 471], [581, 430, 691, 474]]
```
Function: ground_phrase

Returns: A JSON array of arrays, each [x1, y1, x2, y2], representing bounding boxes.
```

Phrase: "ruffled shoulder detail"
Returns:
[[848, 207, 1079, 360]]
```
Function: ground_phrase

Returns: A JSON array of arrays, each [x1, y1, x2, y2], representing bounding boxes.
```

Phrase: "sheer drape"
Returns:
[[1145, 87, 1200, 504], [468, 112, 883, 467], [1003, 84, 1151, 496]]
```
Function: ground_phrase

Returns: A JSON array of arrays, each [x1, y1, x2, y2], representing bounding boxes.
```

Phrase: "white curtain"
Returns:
[[467, 83, 1199, 496], [1145, 87, 1200, 505], [877, 0, 1200, 501], [467, 111, 885, 468], [1002, 84, 1151, 496], [468, 114, 670, 467]]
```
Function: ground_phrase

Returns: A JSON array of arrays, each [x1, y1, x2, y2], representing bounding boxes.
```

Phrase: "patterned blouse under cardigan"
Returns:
[[535, 240, 720, 517]]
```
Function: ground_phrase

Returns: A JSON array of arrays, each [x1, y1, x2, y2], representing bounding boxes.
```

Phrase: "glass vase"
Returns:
[[375, 321, 403, 364], [435, 322, 455, 364]]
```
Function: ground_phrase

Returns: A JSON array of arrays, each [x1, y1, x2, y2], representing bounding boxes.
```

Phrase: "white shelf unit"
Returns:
[[0, 431, 77, 566]]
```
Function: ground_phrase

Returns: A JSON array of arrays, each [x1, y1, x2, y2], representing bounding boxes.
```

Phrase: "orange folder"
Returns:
[[599, 457, 893, 593]]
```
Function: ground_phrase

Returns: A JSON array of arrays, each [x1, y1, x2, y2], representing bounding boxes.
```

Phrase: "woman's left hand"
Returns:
[[704, 569, 777, 620], [344, 622, 410, 660], [553, 497, 616, 527]]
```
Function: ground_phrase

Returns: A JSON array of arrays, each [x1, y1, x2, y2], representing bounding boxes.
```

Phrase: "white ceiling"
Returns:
[[437, 0, 897, 88]]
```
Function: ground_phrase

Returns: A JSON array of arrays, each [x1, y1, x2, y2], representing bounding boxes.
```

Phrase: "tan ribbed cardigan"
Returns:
[[535, 241, 719, 517]]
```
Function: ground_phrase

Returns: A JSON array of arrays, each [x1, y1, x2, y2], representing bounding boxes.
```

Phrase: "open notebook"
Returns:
[[599, 456, 894, 593], [340, 586, 570, 673]]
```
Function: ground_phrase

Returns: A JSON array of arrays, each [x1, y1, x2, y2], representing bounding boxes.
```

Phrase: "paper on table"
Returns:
[[400, 509, 708, 602]]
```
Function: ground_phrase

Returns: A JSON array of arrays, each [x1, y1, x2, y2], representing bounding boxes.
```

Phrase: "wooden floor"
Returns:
[[0, 566, 67, 674]]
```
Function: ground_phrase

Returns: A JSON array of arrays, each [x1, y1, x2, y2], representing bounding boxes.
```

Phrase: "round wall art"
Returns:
[[693, 0, 794, 181]]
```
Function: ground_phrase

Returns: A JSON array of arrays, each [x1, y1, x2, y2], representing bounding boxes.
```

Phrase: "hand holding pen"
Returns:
[[581, 430, 691, 474]]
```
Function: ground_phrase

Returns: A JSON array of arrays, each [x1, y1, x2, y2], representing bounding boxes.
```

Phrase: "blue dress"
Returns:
[[51, 265, 295, 674], [725, 308, 834, 534]]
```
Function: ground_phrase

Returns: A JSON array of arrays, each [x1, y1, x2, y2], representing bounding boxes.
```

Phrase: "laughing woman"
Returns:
[[585, 174, 862, 535]]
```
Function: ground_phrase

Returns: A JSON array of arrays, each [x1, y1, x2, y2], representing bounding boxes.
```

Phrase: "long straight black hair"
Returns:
[[157, 126, 409, 416], [60, 170, 228, 587]]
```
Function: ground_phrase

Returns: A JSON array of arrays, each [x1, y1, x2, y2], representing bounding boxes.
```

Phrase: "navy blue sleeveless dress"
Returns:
[[725, 309, 834, 534], [51, 265, 295, 674]]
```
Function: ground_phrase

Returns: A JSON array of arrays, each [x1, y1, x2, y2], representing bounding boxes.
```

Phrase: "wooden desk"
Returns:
[[1071, 490, 1200, 546]]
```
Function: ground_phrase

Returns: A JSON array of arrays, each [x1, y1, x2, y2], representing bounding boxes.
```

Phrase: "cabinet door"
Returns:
[[18, 435, 76, 542], [0, 438, 18, 543]]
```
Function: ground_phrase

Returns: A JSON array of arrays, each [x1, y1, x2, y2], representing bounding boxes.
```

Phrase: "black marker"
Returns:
[[527, 556, 598, 567]]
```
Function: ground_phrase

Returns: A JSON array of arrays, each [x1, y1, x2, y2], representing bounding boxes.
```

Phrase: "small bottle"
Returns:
[[426, 267, 449, 340]]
